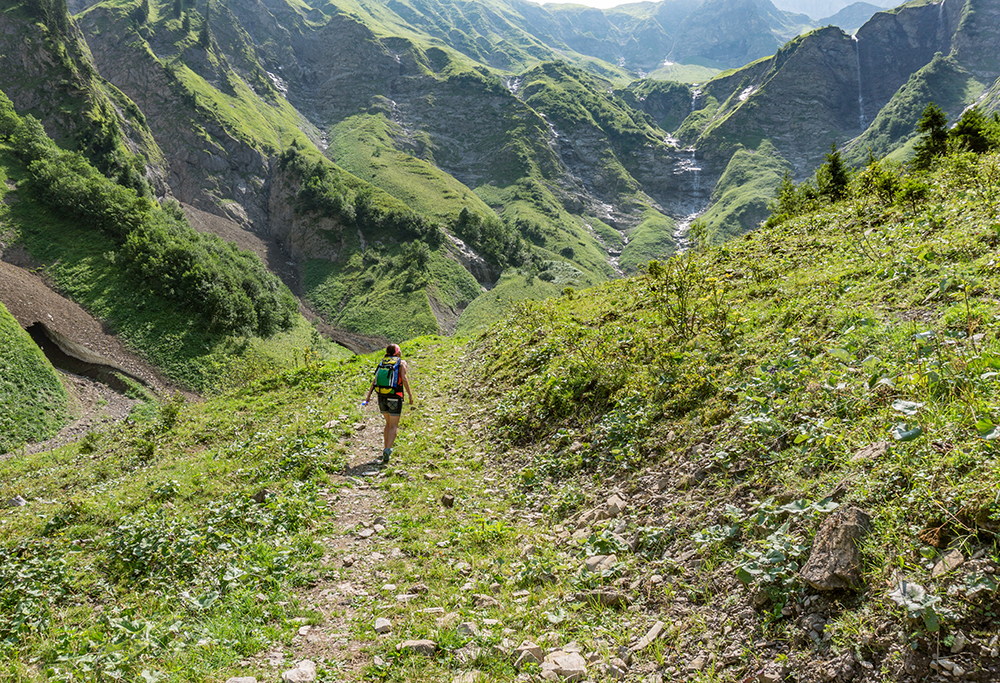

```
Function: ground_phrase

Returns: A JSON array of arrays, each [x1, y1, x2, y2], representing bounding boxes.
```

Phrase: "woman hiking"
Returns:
[[363, 344, 414, 464]]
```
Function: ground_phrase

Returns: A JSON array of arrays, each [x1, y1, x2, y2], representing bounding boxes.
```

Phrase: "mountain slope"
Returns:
[[3, 145, 1000, 682]]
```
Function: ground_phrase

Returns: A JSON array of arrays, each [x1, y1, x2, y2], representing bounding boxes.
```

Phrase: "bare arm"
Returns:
[[401, 360, 414, 404]]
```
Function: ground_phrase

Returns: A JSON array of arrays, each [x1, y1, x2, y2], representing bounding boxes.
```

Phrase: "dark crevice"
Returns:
[[26, 322, 147, 395]]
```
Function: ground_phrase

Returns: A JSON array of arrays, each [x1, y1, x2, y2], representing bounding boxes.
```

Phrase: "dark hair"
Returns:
[[386, 344, 401, 356]]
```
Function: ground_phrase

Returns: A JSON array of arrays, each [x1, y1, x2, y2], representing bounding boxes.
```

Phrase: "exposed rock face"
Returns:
[[78, 6, 274, 230], [699, 26, 867, 173], [854, 0, 961, 125], [800, 506, 871, 591], [0, 12, 166, 193]]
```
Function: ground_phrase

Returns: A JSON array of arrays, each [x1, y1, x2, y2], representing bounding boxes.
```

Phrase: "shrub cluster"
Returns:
[[452, 206, 528, 269], [279, 143, 445, 249], [2, 91, 295, 337], [766, 103, 1000, 228]]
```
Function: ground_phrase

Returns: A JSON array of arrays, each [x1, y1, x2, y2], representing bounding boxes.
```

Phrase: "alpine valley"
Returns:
[[3, 0, 998, 362], [3, 0, 1000, 681]]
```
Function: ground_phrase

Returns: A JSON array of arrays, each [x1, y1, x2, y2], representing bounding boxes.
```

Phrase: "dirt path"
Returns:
[[250, 405, 398, 680]]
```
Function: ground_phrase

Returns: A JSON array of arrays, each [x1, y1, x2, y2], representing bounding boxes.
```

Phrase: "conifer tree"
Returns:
[[913, 103, 948, 171], [198, 2, 211, 48], [949, 107, 995, 154], [818, 142, 849, 202], [173, 0, 182, 19]]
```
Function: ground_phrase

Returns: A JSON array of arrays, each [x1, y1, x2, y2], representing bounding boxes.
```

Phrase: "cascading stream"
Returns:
[[852, 35, 865, 129]]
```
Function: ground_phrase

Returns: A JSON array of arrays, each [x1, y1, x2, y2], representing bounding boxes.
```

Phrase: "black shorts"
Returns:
[[377, 393, 404, 416]]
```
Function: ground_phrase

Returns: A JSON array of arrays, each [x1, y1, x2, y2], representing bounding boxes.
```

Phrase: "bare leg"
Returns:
[[383, 413, 401, 450]]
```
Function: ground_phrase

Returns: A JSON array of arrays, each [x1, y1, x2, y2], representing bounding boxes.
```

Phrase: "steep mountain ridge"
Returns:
[[0, 3, 165, 192], [685, 0, 1000, 179]]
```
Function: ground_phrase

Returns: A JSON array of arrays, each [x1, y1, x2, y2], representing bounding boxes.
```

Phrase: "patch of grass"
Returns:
[[0, 302, 69, 453], [328, 113, 495, 223], [0, 350, 374, 679], [696, 139, 791, 244], [618, 210, 676, 273], [646, 62, 721, 85]]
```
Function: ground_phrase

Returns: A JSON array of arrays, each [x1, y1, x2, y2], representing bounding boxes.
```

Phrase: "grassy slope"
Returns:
[[467, 150, 1000, 676], [647, 62, 722, 84], [5, 150, 1000, 681], [328, 114, 496, 223], [697, 139, 791, 244], [0, 301, 69, 453], [846, 54, 986, 167]]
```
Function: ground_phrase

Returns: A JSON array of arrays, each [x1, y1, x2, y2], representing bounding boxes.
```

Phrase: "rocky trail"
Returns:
[[211, 347, 1000, 683]]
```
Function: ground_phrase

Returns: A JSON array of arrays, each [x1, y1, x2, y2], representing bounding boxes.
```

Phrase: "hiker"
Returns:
[[363, 343, 413, 464]]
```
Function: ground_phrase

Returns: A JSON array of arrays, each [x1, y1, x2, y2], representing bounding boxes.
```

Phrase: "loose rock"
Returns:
[[399, 639, 437, 656], [374, 617, 392, 634], [584, 554, 617, 573], [543, 650, 588, 682], [800, 507, 871, 590], [281, 660, 317, 683], [631, 621, 665, 652], [932, 548, 965, 578]]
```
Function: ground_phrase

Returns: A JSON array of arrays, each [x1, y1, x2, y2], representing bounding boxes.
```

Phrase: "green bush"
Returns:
[[8, 104, 295, 338]]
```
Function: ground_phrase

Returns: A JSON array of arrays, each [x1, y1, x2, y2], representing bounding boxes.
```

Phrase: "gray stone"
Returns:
[[606, 494, 627, 518], [374, 617, 392, 634], [457, 621, 480, 638], [850, 441, 890, 464], [576, 589, 631, 609], [473, 594, 499, 608], [584, 554, 617, 573], [630, 621, 665, 652], [951, 632, 967, 654], [543, 650, 588, 682], [399, 639, 437, 656], [515, 640, 544, 664], [281, 660, 317, 683], [687, 655, 706, 672], [932, 549, 965, 578], [515, 649, 541, 669], [225, 678, 258, 683], [441, 494, 455, 508], [800, 507, 871, 591]]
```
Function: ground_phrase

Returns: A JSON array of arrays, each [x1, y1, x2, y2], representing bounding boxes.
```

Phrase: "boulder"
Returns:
[[800, 507, 871, 591], [281, 660, 316, 683], [542, 650, 588, 682], [399, 639, 437, 656]]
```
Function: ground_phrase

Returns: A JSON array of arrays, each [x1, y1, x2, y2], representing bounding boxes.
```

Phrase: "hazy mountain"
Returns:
[[770, 0, 898, 19], [817, 1, 883, 32]]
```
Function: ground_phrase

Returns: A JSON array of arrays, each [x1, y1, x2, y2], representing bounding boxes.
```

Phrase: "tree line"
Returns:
[[765, 103, 1000, 228]]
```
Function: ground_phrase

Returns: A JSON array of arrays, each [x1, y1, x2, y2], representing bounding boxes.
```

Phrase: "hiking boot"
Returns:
[[382, 448, 392, 464]]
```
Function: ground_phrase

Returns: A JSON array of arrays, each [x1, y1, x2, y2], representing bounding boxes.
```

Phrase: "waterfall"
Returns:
[[691, 88, 702, 113], [852, 36, 865, 129]]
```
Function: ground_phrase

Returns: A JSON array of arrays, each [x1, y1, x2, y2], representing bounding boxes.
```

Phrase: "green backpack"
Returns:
[[374, 356, 402, 394]]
